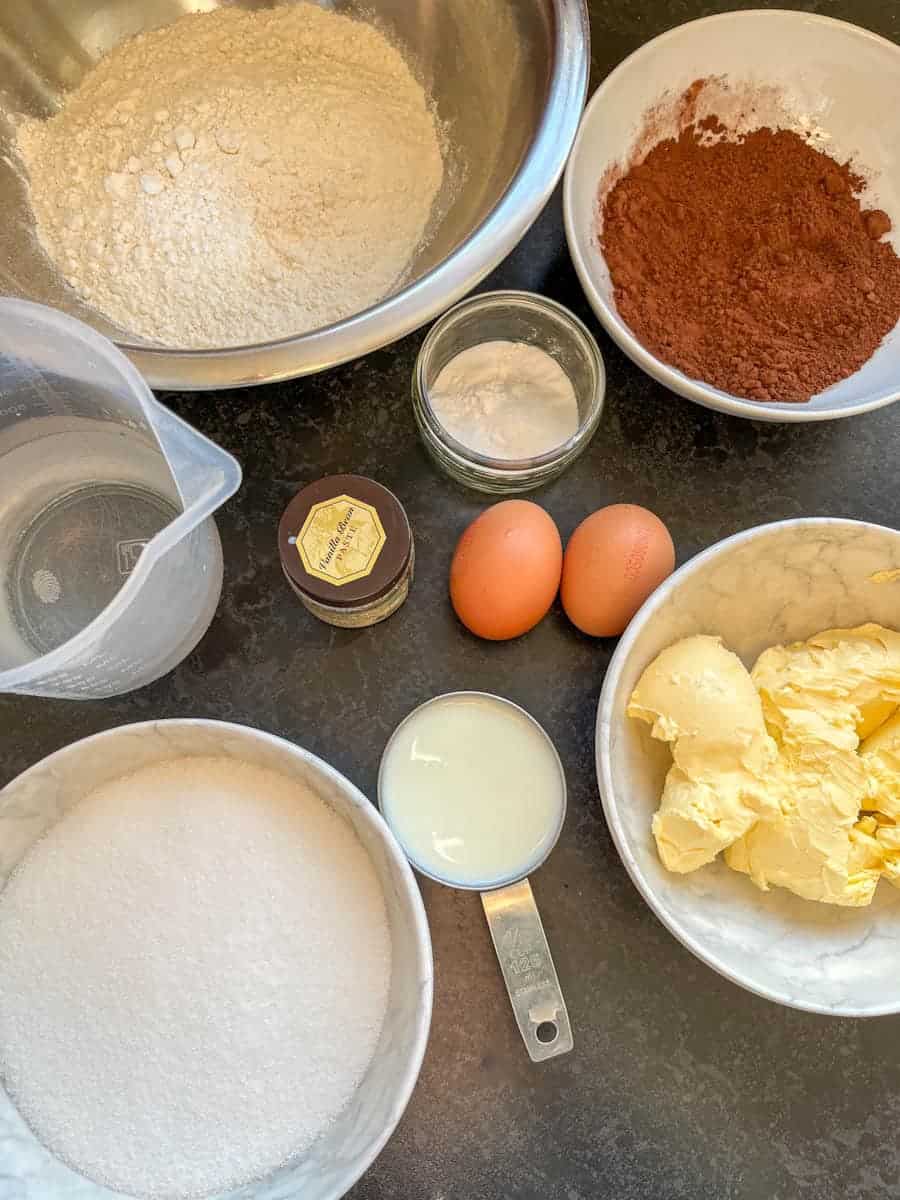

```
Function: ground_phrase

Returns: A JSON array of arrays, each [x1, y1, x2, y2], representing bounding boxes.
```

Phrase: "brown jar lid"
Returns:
[[278, 474, 412, 609]]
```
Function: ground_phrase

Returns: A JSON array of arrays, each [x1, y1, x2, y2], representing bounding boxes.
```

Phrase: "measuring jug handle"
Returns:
[[481, 878, 573, 1063]]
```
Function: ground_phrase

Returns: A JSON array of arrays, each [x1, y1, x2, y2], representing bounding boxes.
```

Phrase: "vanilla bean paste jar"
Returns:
[[278, 475, 414, 628]]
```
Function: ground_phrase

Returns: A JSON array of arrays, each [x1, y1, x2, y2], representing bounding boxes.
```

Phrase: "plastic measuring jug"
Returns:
[[0, 300, 241, 699], [379, 691, 573, 1062]]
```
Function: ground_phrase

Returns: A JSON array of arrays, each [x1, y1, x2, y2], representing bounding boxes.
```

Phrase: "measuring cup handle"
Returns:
[[481, 878, 573, 1062]]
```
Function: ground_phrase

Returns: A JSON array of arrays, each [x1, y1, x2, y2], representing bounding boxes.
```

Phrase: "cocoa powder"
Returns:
[[600, 112, 900, 403]]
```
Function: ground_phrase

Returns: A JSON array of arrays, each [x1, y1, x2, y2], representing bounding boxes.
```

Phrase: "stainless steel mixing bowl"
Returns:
[[0, 0, 589, 390]]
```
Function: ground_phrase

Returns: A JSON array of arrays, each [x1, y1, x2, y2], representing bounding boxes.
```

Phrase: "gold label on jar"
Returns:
[[297, 494, 386, 586]]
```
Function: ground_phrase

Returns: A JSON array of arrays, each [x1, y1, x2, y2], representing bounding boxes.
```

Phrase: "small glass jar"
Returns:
[[412, 290, 605, 494], [278, 475, 414, 629]]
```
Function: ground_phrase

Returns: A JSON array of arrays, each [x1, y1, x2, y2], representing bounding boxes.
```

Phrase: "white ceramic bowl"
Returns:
[[0, 719, 432, 1199], [596, 519, 900, 1015], [564, 11, 900, 422]]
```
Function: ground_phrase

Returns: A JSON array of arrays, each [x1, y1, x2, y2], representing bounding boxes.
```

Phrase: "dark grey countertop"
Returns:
[[3, 1, 900, 1197]]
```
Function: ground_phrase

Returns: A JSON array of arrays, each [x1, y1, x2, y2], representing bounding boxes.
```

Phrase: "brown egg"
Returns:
[[561, 504, 675, 637], [450, 501, 562, 641]]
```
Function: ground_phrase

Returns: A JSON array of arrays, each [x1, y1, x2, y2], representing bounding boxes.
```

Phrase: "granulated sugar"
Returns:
[[0, 756, 392, 1198]]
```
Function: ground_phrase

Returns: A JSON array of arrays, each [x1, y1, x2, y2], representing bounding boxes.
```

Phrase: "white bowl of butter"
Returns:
[[596, 518, 900, 1015]]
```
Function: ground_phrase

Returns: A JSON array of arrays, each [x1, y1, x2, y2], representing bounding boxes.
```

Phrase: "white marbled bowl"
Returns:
[[564, 10, 900, 422], [0, 719, 433, 1200], [596, 519, 900, 1016]]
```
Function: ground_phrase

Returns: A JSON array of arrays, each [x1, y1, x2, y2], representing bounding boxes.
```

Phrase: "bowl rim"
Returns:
[[595, 516, 900, 1017], [563, 8, 900, 424], [0, 717, 434, 1193], [118, 0, 591, 388]]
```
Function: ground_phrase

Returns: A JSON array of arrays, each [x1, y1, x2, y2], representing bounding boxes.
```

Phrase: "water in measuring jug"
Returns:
[[0, 301, 241, 699], [2, 431, 179, 660]]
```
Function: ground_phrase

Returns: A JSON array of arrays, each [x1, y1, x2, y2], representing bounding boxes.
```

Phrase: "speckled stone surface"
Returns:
[[2, 1, 900, 1197]]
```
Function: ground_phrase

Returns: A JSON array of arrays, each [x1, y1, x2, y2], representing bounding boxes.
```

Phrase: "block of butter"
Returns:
[[628, 625, 900, 906]]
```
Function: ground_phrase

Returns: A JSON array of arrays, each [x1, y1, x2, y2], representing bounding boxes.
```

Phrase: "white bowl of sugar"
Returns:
[[0, 719, 432, 1200]]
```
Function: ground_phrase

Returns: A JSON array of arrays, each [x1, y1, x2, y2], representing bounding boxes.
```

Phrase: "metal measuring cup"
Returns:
[[378, 692, 573, 1063]]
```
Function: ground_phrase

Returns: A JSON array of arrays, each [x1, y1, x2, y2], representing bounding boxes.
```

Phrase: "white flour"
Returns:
[[15, 3, 444, 348], [0, 756, 392, 1199], [429, 340, 580, 459]]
